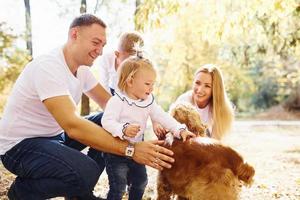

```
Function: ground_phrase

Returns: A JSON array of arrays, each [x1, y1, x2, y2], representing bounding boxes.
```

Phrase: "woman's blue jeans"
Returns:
[[104, 153, 148, 200], [0, 112, 105, 200]]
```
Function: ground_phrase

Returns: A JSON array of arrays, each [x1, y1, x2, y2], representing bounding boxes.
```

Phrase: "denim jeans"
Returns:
[[103, 153, 148, 200], [0, 112, 105, 200]]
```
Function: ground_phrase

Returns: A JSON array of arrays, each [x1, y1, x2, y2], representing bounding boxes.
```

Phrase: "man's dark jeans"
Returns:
[[0, 112, 105, 200]]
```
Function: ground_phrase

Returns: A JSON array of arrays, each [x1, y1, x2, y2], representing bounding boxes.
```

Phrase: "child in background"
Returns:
[[97, 31, 144, 95], [101, 53, 195, 200]]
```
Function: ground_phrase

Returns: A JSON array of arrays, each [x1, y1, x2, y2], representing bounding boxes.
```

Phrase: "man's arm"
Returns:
[[85, 83, 111, 109], [43, 95, 174, 169]]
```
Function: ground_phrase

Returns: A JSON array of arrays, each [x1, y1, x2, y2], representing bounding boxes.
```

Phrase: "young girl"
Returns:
[[101, 54, 195, 200]]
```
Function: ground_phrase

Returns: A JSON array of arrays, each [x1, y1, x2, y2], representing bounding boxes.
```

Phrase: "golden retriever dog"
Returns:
[[157, 103, 255, 200]]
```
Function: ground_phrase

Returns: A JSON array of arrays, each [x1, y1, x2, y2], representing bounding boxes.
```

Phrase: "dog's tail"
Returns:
[[236, 162, 255, 186]]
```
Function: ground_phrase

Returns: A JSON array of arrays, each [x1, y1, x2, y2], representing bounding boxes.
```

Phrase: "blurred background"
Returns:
[[0, 0, 300, 119]]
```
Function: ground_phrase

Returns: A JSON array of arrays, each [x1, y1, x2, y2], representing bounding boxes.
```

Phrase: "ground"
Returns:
[[253, 105, 300, 121], [1, 123, 299, 200], [92, 123, 300, 200], [0, 107, 300, 199]]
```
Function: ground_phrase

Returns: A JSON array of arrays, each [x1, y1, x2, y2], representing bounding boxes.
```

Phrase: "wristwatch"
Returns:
[[125, 142, 135, 158]]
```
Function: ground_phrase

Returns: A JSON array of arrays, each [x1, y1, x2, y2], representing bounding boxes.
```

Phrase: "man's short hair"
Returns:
[[70, 14, 106, 29]]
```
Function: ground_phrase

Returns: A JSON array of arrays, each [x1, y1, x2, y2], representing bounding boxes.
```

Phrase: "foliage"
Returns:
[[134, 0, 181, 31], [1, 0, 299, 114], [137, 0, 300, 111], [284, 84, 300, 110], [0, 22, 30, 113]]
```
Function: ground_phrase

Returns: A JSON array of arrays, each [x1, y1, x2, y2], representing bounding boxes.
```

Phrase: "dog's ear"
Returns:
[[171, 105, 187, 124], [171, 103, 207, 137], [186, 118, 206, 137]]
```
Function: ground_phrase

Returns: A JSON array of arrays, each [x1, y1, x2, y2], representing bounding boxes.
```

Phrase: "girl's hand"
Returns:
[[180, 130, 196, 142], [124, 124, 140, 138], [152, 122, 168, 139]]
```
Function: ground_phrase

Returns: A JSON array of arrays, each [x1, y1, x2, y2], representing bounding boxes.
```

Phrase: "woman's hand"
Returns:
[[180, 130, 196, 142], [152, 122, 168, 139], [133, 140, 174, 170]]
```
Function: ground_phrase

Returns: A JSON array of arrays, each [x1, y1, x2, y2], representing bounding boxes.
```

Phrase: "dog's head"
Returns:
[[170, 103, 207, 137]]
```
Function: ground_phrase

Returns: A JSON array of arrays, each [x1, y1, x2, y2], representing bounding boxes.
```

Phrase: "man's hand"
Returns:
[[124, 124, 140, 138], [133, 140, 174, 170], [180, 130, 196, 142]]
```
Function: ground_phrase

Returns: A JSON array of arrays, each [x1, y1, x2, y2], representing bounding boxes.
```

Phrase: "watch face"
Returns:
[[126, 148, 134, 156], [126, 146, 134, 157]]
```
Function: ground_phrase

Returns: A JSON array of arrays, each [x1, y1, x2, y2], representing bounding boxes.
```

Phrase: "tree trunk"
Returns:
[[80, 0, 90, 116], [24, 0, 33, 56], [134, 0, 141, 30], [80, 0, 87, 13], [284, 84, 300, 111]]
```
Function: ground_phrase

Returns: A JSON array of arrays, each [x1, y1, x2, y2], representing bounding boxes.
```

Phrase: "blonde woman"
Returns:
[[154, 64, 234, 140]]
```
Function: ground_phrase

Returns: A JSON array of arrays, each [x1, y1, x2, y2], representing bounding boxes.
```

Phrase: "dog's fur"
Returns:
[[157, 104, 255, 200]]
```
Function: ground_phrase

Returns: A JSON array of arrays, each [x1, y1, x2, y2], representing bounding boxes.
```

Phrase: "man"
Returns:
[[0, 14, 174, 200]]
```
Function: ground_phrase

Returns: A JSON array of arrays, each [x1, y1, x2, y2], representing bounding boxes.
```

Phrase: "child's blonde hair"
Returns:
[[118, 56, 155, 92], [194, 64, 234, 140], [117, 32, 144, 55]]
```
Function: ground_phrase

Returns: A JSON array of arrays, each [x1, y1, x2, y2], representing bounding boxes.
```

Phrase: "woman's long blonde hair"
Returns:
[[194, 64, 234, 140]]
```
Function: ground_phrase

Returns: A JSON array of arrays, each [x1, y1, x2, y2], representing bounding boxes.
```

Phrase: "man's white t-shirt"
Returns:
[[0, 47, 98, 155], [97, 52, 118, 93]]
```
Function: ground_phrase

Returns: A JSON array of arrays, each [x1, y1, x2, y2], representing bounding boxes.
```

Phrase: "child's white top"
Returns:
[[173, 90, 213, 134], [97, 52, 118, 93], [102, 90, 186, 143]]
